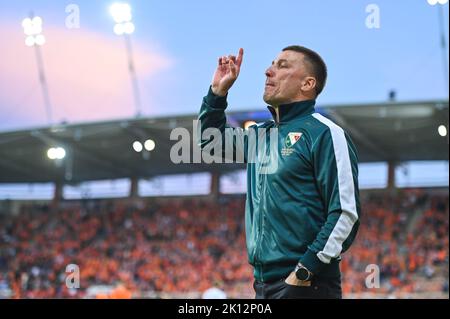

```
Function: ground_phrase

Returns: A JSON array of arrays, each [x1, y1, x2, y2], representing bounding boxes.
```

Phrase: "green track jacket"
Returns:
[[198, 87, 361, 282]]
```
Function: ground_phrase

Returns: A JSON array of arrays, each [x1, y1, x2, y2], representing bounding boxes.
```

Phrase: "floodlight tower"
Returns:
[[22, 13, 53, 124], [110, 3, 142, 117], [437, 4, 449, 94]]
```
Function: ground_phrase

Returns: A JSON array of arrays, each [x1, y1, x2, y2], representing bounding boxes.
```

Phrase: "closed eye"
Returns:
[[271, 59, 289, 69], [277, 60, 289, 68]]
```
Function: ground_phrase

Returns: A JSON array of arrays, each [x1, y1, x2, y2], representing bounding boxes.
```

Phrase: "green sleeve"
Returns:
[[300, 128, 361, 275]]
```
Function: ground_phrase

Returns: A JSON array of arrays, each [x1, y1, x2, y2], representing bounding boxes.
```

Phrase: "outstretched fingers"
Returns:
[[218, 49, 243, 67], [229, 59, 237, 77], [217, 50, 243, 77], [236, 48, 244, 67]]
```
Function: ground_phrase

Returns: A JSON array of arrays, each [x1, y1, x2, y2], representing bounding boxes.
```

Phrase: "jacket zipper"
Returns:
[[255, 156, 265, 282], [254, 120, 279, 283]]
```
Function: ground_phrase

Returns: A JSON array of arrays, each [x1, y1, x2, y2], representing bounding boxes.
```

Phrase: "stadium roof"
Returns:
[[0, 100, 448, 183]]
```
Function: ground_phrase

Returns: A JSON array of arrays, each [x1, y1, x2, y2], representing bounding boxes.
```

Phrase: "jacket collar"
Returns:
[[267, 99, 316, 124]]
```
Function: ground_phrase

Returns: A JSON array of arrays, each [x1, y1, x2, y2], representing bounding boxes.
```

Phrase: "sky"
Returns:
[[0, 0, 448, 132]]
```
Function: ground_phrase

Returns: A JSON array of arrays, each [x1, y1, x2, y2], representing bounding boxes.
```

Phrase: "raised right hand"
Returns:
[[211, 48, 244, 97]]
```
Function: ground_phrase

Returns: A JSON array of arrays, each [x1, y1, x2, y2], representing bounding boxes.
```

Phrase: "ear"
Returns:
[[301, 76, 317, 94]]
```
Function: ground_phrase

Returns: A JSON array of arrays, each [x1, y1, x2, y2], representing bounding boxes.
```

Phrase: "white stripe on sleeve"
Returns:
[[312, 113, 358, 264]]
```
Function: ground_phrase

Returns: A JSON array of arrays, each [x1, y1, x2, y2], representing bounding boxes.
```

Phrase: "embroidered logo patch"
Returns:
[[285, 132, 302, 148], [282, 132, 302, 156]]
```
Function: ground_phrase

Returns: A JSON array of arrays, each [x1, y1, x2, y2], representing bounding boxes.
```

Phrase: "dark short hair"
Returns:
[[282, 45, 327, 96]]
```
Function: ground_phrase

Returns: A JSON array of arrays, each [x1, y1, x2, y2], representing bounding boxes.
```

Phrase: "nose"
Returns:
[[265, 66, 274, 78]]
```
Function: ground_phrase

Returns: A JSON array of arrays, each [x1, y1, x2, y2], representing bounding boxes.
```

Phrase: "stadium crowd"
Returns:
[[342, 190, 448, 297], [0, 189, 448, 298]]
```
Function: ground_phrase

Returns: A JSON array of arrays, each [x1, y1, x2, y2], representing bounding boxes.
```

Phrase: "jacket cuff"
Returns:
[[204, 86, 228, 109], [299, 249, 327, 275]]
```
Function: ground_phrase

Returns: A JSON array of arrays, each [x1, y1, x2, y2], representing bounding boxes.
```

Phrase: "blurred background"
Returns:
[[0, 0, 448, 299]]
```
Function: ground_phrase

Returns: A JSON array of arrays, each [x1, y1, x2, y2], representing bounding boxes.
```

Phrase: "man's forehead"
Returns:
[[274, 50, 304, 63]]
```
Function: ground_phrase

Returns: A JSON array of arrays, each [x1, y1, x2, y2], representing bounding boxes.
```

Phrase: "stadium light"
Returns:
[[144, 139, 156, 152], [110, 3, 135, 35], [110, 3, 132, 24], [113, 21, 135, 36], [22, 16, 45, 47], [47, 148, 57, 160], [22, 14, 53, 124], [438, 125, 448, 137], [133, 141, 143, 152], [244, 121, 257, 130], [427, 0, 449, 5], [109, 3, 141, 117], [47, 147, 66, 160]]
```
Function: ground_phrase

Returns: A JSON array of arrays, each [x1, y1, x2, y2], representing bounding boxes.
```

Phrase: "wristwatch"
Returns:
[[295, 263, 313, 281]]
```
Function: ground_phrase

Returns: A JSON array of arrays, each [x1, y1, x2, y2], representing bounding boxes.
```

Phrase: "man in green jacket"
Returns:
[[198, 46, 361, 299]]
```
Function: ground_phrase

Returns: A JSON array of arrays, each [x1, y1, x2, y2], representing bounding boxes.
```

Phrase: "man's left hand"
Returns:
[[284, 271, 311, 287]]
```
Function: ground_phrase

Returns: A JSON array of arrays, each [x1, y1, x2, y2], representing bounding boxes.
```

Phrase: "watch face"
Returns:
[[296, 268, 309, 281]]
